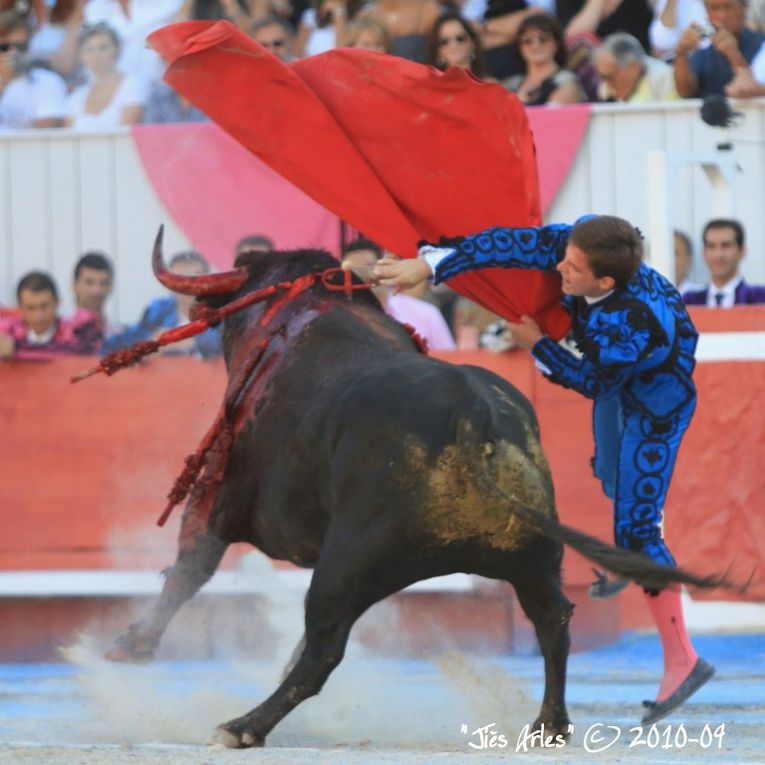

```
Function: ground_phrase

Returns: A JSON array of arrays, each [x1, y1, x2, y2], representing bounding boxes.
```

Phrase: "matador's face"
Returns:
[[557, 244, 615, 298]]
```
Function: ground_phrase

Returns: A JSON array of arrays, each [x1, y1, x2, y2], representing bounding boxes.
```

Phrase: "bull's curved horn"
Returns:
[[152, 225, 250, 296]]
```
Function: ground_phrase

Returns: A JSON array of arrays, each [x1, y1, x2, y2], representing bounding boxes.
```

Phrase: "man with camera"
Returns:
[[0, 14, 67, 129], [673, 0, 765, 97]]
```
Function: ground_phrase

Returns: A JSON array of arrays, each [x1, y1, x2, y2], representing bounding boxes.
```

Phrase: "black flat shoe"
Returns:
[[641, 658, 716, 725]]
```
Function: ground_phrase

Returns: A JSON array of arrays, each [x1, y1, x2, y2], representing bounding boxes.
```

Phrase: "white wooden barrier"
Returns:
[[1, 98, 764, 322]]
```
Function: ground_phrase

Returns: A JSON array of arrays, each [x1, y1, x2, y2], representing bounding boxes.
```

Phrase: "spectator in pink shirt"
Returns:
[[0, 271, 101, 360], [342, 239, 456, 351]]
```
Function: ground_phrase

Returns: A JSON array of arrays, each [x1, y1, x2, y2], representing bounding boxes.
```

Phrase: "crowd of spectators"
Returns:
[[0, 216, 762, 361], [1, 0, 764, 132]]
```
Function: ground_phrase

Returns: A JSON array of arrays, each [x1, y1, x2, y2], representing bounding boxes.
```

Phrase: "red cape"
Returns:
[[148, 21, 569, 339]]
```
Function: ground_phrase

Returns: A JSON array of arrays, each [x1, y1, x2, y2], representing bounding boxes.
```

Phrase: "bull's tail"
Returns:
[[466, 450, 744, 594]]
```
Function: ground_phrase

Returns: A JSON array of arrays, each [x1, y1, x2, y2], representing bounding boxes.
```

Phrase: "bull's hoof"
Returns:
[[103, 628, 157, 664], [208, 721, 265, 749], [529, 717, 573, 747]]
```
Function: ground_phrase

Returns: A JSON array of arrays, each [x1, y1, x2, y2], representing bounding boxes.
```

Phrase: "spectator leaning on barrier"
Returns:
[[0, 271, 101, 360], [682, 218, 765, 306], [0, 14, 67, 129], [594, 32, 679, 101], [252, 15, 298, 61], [674, 0, 765, 97], [72, 252, 124, 338], [102, 251, 223, 358]]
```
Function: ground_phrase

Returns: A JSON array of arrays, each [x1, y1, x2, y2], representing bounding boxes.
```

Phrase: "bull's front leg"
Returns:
[[105, 504, 228, 663]]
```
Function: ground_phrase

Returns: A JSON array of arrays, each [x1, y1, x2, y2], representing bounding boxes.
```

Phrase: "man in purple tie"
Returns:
[[682, 219, 765, 307]]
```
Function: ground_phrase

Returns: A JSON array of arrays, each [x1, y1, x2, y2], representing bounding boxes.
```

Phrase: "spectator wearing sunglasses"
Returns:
[[426, 11, 491, 79], [504, 12, 585, 104], [0, 14, 67, 129], [252, 15, 297, 61]]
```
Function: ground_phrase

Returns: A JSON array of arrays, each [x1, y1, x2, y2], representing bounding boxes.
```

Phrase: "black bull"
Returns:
[[107, 246, 722, 748]]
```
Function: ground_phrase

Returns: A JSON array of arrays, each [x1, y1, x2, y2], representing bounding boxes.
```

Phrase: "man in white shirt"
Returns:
[[682, 218, 765, 306], [84, 0, 184, 83], [0, 16, 67, 129]]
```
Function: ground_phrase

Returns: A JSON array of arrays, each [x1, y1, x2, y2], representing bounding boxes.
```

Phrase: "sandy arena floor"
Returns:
[[1, 632, 763, 764]]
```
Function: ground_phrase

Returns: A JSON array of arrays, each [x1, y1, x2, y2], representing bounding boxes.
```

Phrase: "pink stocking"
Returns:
[[644, 587, 698, 701]]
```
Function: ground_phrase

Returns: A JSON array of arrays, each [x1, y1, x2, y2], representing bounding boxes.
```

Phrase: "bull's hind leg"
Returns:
[[211, 536, 405, 748], [105, 531, 228, 663], [510, 548, 574, 742]]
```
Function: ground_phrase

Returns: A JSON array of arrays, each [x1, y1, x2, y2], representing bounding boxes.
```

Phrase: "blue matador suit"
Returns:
[[428, 224, 698, 566]]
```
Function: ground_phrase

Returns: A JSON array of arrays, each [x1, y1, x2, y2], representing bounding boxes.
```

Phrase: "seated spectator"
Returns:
[[426, 11, 492, 80], [295, 0, 362, 57], [144, 81, 208, 123], [252, 15, 298, 61], [0, 15, 67, 129], [594, 32, 679, 101], [649, 0, 707, 60], [359, 0, 441, 63], [342, 239, 456, 351], [725, 40, 765, 94], [674, 229, 702, 293], [674, 0, 765, 97], [478, 1, 549, 81], [682, 219, 765, 306], [346, 17, 392, 53], [103, 251, 223, 358], [235, 233, 275, 263], [29, 0, 88, 86], [72, 251, 124, 338], [560, 0, 654, 53], [504, 13, 585, 103], [176, 0, 253, 31], [0, 271, 101, 360], [66, 23, 149, 129], [84, 0, 184, 84]]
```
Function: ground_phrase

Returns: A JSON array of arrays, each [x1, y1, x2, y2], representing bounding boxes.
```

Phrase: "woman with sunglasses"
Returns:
[[504, 13, 585, 104], [426, 12, 490, 80]]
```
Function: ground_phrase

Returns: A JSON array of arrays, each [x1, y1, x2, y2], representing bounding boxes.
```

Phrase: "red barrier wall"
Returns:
[[1, 313, 763, 634]]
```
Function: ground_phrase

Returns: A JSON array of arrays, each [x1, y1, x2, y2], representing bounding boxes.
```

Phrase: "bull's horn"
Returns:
[[152, 225, 249, 296]]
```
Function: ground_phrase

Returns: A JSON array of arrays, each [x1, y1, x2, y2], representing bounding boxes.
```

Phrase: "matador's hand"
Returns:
[[374, 258, 432, 291], [507, 315, 543, 349]]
